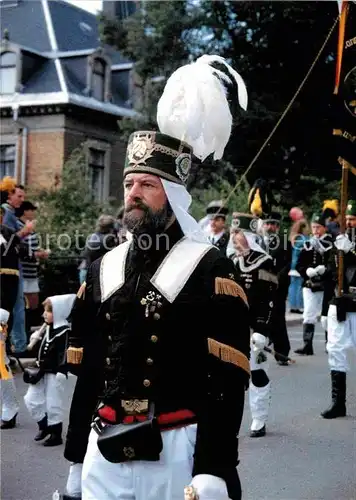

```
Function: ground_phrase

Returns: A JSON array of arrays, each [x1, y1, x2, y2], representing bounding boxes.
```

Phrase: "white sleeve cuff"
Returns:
[[189, 474, 230, 499], [0, 308, 10, 324]]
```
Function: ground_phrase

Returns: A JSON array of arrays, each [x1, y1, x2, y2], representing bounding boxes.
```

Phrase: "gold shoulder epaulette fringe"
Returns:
[[215, 277, 248, 306], [76, 282, 86, 299], [208, 338, 250, 376], [67, 347, 83, 365]]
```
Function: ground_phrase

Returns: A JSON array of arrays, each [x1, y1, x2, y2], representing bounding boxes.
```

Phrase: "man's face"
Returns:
[[311, 223, 326, 237], [8, 188, 25, 208], [232, 230, 249, 253], [346, 215, 356, 229], [123, 173, 171, 234], [211, 216, 225, 233], [263, 221, 279, 235]]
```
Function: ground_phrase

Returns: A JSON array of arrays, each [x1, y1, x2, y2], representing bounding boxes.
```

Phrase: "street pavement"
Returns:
[[1, 324, 355, 500]]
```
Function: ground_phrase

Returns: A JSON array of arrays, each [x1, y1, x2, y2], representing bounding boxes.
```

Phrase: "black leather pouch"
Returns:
[[23, 367, 44, 385], [95, 404, 163, 463]]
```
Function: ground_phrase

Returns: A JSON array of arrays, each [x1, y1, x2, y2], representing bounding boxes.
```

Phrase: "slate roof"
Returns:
[[0, 0, 135, 117]]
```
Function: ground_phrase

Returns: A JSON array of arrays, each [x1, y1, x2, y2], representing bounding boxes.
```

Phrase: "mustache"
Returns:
[[126, 200, 149, 212]]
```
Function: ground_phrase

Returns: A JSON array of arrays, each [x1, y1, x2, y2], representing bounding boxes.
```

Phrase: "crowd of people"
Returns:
[[1, 55, 355, 500]]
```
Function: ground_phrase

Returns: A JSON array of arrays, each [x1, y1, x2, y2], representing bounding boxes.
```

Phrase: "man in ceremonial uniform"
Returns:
[[294, 213, 333, 355], [63, 55, 250, 500], [261, 212, 292, 364], [228, 213, 278, 438], [207, 213, 230, 257], [321, 200, 356, 419]]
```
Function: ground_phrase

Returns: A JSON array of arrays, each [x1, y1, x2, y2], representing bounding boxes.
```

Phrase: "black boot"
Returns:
[[43, 422, 63, 446], [294, 323, 314, 355], [321, 371, 346, 419], [34, 414, 50, 441], [1, 413, 17, 429], [62, 495, 82, 500]]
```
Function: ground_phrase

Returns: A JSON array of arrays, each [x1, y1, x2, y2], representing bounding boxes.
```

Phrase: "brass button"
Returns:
[[106, 313, 111, 320], [143, 379, 151, 388], [150, 335, 158, 343], [106, 357, 111, 365], [146, 358, 153, 366], [153, 313, 160, 321]]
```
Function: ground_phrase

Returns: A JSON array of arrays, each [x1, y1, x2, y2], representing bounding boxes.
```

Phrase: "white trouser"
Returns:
[[249, 340, 270, 428], [24, 372, 66, 425], [327, 305, 356, 372], [82, 424, 197, 500], [303, 288, 323, 324], [1, 356, 19, 421]]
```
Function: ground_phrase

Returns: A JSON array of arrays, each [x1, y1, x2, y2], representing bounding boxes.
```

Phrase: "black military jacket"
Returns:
[[37, 325, 69, 374], [0, 224, 23, 313], [323, 232, 356, 317], [296, 237, 333, 291], [211, 231, 230, 257], [65, 221, 250, 488], [231, 251, 278, 339]]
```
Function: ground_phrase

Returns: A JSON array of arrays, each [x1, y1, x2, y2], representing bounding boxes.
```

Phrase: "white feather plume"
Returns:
[[156, 55, 247, 162]]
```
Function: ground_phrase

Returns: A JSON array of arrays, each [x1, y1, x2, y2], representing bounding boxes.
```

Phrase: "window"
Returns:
[[92, 58, 105, 101], [88, 148, 105, 201], [0, 51, 17, 94], [0, 144, 16, 178]]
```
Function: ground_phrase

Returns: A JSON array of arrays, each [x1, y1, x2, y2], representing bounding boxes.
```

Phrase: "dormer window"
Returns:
[[87, 51, 111, 102], [0, 51, 17, 94], [92, 58, 105, 101]]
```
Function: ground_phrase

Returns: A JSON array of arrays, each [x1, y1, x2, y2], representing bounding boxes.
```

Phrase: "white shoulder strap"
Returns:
[[150, 237, 214, 303], [100, 241, 131, 302]]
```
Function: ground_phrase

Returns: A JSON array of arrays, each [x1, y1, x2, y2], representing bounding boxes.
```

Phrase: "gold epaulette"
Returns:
[[215, 277, 249, 307], [67, 346, 83, 365], [208, 338, 250, 377], [76, 281, 86, 299]]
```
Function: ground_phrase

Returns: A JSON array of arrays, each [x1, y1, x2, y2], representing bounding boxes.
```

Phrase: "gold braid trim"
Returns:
[[208, 338, 250, 377], [76, 282, 86, 299], [0, 268, 20, 276], [215, 277, 249, 307], [67, 347, 83, 365]]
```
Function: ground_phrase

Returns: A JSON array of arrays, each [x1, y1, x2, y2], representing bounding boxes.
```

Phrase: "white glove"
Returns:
[[321, 316, 328, 331], [185, 475, 230, 500], [30, 330, 42, 342], [0, 308, 10, 325], [251, 332, 268, 351], [315, 265, 326, 276], [65, 463, 82, 497], [56, 372, 67, 382], [335, 234, 353, 253], [306, 267, 318, 278]]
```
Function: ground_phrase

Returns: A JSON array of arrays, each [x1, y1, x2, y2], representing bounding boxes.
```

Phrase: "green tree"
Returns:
[[29, 145, 114, 259], [100, 1, 344, 209]]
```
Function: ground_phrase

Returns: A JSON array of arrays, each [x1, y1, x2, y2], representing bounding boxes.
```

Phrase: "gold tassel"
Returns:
[[0, 325, 12, 380], [215, 277, 248, 307], [67, 347, 83, 364], [208, 338, 250, 376], [76, 282, 86, 299]]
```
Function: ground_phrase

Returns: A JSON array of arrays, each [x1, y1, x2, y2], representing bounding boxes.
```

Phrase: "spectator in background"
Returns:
[[288, 219, 309, 314], [114, 206, 128, 244], [322, 200, 340, 239], [16, 201, 50, 335], [0, 177, 34, 355], [78, 215, 117, 284]]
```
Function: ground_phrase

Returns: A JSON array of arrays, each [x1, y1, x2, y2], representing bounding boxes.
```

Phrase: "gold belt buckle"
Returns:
[[121, 399, 149, 415]]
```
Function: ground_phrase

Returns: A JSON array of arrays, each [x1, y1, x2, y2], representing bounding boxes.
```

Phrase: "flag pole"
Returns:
[[333, 0, 350, 296]]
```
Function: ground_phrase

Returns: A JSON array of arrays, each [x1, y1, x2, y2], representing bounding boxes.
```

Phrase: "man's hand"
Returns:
[[251, 332, 268, 351], [19, 220, 36, 238], [35, 249, 50, 259], [306, 267, 318, 278], [334, 234, 353, 253], [185, 475, 230, 500]]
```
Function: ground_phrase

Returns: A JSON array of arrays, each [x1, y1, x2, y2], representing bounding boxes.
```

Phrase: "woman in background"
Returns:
[[288, 219, 309, 313]]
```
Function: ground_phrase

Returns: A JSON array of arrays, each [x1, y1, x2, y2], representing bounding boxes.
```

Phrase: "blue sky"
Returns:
[[66, 0, 103, 14]]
